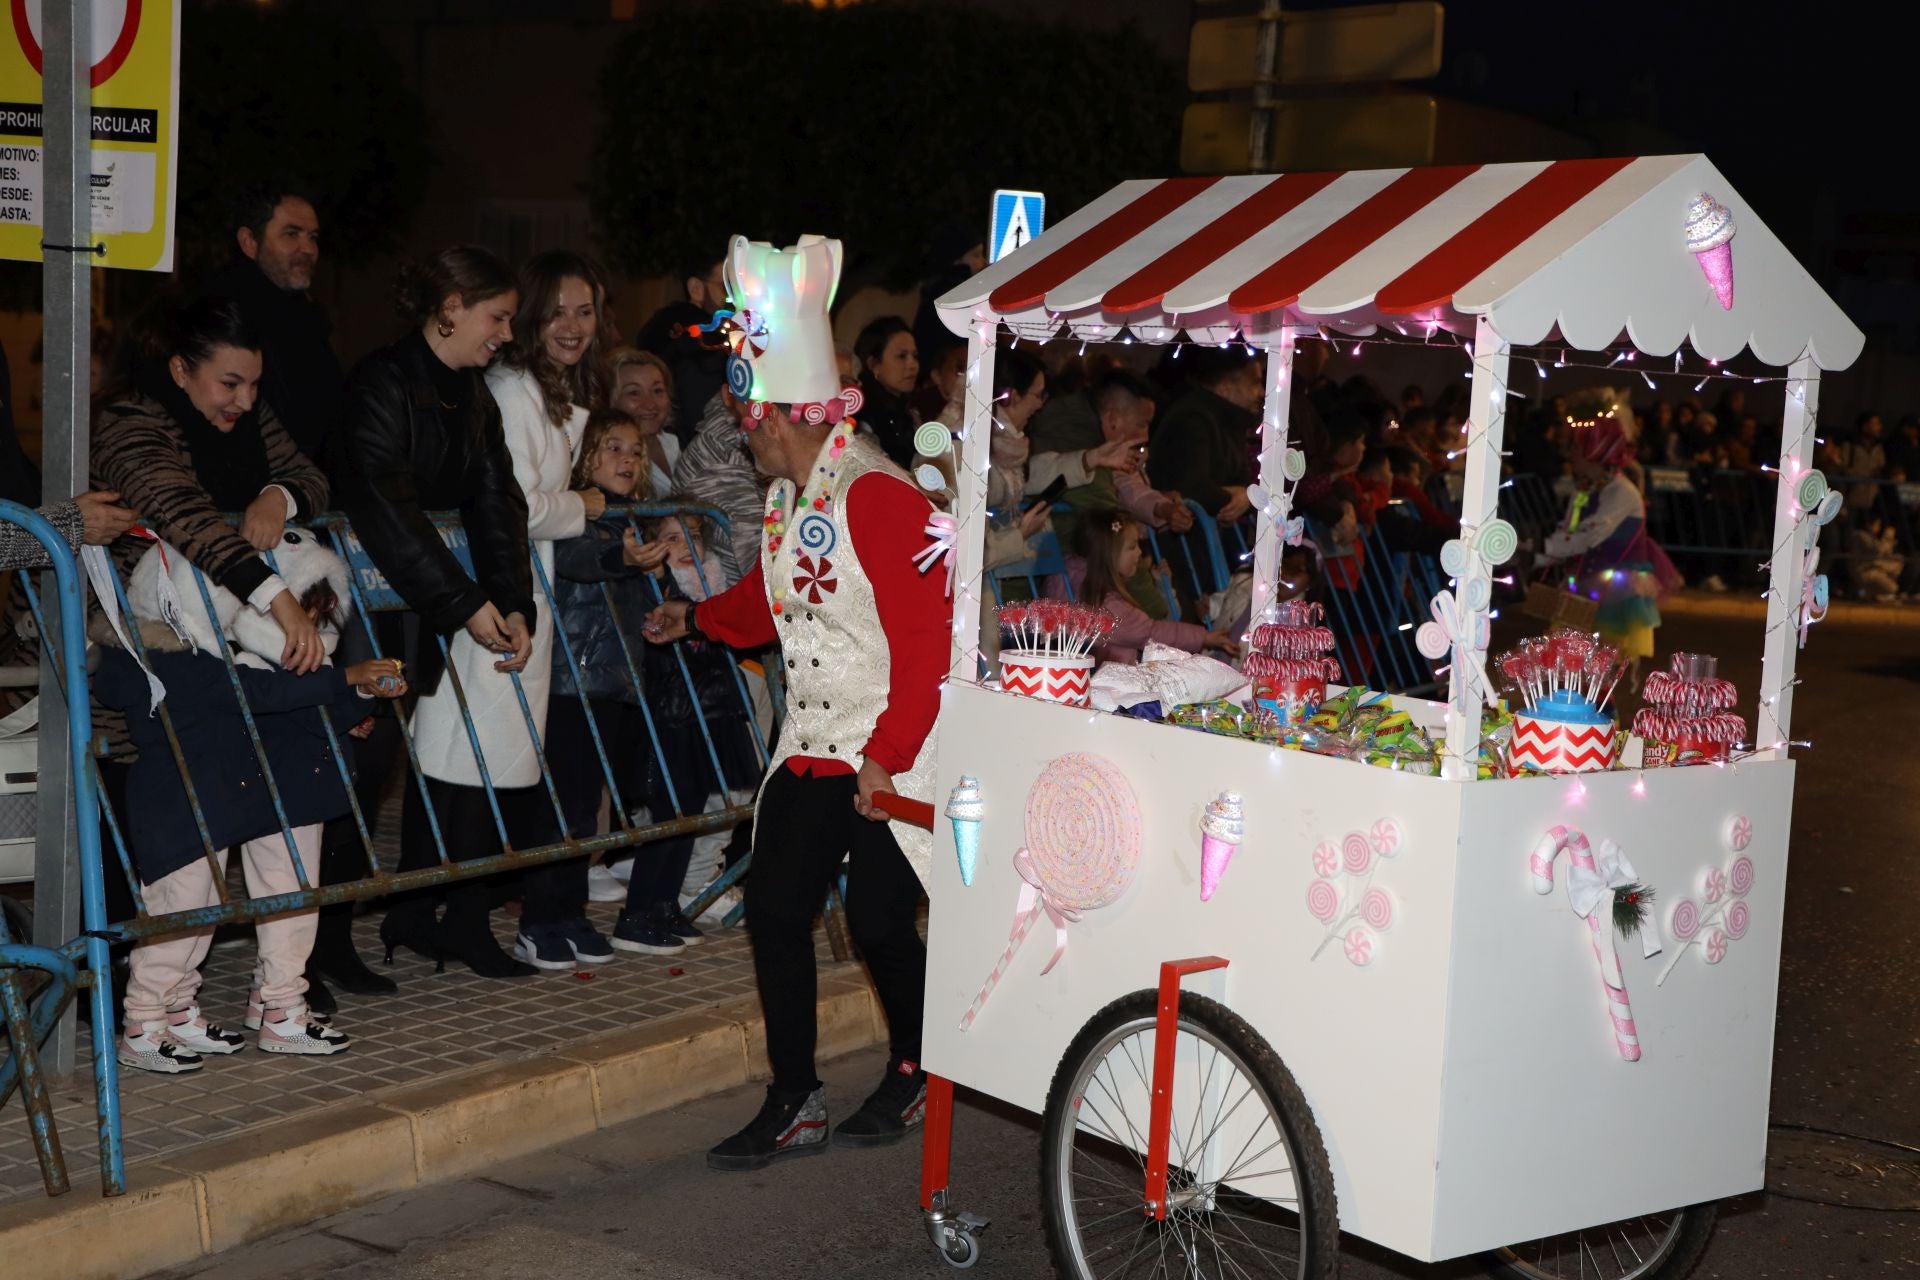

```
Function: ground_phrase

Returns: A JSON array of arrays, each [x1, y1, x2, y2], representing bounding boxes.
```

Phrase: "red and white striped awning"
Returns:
[[938, 155, 1863, 370]]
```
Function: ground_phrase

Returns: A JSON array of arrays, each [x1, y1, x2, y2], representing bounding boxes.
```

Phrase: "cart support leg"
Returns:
[[919, 1071, 955, 1211], [1144, 955, 1230, 1221]]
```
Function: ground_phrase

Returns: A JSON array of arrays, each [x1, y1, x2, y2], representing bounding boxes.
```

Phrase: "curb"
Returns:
[[0, 965, 884, 1280], [1659, 589, 1920, 629]]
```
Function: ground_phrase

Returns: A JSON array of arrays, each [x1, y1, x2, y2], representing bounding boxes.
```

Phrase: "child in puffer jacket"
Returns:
[[532, 411, 759, 966]]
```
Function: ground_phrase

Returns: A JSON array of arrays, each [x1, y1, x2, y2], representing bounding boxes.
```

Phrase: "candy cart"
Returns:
[[901, 156, 1862, 1278]]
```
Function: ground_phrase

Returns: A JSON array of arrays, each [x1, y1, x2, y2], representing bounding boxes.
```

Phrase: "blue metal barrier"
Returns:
[[2, 500, 768, 1198], [1306, 517, 1443, 698], [0, 501, 121, 1198]]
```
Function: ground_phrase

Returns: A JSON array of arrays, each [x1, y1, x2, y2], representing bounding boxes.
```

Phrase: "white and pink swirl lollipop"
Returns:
[[1312, 842, 1340, 878], [1724, 814, 1753, 851], [1341, 831, 1373, 876], [1343, 928, 1375, 967], [1360, 887, 1394, 931], [1702, 867, 1728, 904], [1669, 898, 1701, 941], [1704, 930, 1729, 964], [1728, 855, 1756, 898], [1306, 879, 1341, 923], [1370, 818, 1402, 857], [1725, 901, 1751, 941]]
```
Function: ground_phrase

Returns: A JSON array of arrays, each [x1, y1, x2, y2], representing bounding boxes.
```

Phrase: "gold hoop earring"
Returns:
[[435, 316, 455, 338]]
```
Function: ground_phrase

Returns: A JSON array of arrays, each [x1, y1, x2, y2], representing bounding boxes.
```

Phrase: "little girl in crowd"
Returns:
[[1059, 511, 1240, 664], [94, 545, 406, 1073], [536, 410, 756, 966]]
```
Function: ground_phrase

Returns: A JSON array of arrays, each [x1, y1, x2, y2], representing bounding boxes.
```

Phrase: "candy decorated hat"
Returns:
[[712, 234, 860, 423]]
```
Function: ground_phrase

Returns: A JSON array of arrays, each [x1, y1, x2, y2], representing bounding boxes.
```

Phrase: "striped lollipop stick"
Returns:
[[958, 850, 1081, 1031], [1531, 825, 1641, 1062]]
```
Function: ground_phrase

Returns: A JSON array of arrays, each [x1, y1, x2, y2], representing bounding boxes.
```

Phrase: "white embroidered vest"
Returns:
[[757, 431, 939, 886]]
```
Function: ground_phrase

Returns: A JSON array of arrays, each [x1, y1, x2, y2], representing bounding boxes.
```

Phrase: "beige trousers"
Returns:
[[124, 824, 321, 1025]]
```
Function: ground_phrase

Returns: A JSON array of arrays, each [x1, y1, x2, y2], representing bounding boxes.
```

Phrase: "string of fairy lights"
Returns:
[[974, 315, 1827, 760]]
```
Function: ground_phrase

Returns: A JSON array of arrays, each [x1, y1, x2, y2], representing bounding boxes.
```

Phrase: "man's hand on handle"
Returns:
[[853, 757, 895, 823]]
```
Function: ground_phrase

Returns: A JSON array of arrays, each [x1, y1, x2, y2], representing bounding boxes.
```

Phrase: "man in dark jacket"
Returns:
[[636, 256, 729, 446], [201, 182, 346, 467]]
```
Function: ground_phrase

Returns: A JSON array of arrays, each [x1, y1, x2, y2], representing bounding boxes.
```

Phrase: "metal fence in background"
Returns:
[[0, 501, 772, 1199]]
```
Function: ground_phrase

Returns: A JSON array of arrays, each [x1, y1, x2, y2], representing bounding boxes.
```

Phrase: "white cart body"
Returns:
[[920, 154, 1861, 1263]]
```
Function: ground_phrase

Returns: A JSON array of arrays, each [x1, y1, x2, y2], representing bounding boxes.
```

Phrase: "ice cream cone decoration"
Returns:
[[946, 776, 985, 886], [1685, 192, 1736, 311], [1199, 792, 1244, 901]]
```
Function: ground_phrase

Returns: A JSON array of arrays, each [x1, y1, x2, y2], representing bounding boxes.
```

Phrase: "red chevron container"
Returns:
[[999, 651, 1094, 708], [1507, 705, 1620, 774]]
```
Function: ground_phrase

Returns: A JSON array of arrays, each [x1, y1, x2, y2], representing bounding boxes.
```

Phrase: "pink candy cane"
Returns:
[[1530, 824, 1641, 1062]]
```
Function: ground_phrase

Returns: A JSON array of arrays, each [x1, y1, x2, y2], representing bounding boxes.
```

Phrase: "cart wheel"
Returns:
[[935, 1225, 980, 1269], [1040, 989, 1339, 1279], [1484, 1202, 1717, 1280]]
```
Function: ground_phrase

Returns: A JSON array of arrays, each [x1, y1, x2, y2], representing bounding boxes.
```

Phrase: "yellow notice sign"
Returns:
[[0, 0, 180, 271]]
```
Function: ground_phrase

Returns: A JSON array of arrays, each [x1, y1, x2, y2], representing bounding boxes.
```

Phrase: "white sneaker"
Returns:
[[1699, 574, 1729, 593], [685, 887, 743, 928], [119, 1021, 204, 1074], [608, 855, 635, 884], [258, 1006, 350, 1055], [164, 1005, 245, 1055], [587, 863, 628, 903], [244, 987, 330, 1031]]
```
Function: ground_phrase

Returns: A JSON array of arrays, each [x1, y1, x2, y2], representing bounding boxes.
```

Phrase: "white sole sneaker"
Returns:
[[587, 865, 627, 903], [165, 1006, 245, 1055], [258, 1021, 350, 1055], [119, 1027, 204, 1074], [514, 933, 577, 971]]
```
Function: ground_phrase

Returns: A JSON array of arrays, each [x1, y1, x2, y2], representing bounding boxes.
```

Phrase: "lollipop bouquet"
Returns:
[[1245, 600, 1343, 722], [1497, 629, 1627, 774], [997, 600, 1116, 709], [1633, 652, 1746, 766]]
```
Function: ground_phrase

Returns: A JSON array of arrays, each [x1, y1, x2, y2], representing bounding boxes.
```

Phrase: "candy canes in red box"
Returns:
[[1632, 652, 1746, 766]]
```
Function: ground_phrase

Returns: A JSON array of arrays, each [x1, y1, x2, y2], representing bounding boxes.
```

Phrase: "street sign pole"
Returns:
[[1246, 0, 1281, 175], [36, 0, 91, 1079]]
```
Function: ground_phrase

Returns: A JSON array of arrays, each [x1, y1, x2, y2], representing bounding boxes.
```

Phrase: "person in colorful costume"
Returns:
[[644, 235, 949, 1171], [1542, 411, 1681, 668]]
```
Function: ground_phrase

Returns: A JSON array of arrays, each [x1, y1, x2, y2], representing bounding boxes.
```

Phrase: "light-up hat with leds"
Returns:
[[710, 234, 863, 426]]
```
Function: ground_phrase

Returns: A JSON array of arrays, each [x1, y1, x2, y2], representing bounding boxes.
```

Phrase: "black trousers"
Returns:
[[392, 774, 558, 939], [527, 694, 702, 924], [749, 766, 925, 1095]]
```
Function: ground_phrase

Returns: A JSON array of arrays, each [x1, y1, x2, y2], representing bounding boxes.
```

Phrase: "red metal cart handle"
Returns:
[[871, 792, 936, 831]]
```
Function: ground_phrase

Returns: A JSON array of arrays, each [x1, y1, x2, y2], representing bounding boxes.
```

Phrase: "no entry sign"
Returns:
[[0, 0, 179, 271]]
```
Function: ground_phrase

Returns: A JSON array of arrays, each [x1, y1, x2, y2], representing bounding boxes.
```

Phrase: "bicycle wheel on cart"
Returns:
[[1040, 989, 1338, 1279], [1484, 1203, 1717, 1280]]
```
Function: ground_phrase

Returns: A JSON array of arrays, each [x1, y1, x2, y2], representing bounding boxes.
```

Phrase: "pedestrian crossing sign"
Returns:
[[989, 189, 1045, 264]]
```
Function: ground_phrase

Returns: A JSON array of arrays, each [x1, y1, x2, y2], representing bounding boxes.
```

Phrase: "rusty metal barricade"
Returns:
[[0, 500, 779, 1198]]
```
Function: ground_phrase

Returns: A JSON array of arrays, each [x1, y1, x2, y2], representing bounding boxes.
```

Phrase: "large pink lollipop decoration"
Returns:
[[959, 753, 1141, 1030]]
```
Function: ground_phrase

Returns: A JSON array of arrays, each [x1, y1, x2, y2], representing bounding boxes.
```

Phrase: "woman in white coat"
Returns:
[[406, 250, 613, 975]]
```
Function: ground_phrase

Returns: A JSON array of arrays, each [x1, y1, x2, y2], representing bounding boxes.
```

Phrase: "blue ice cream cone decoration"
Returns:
[[946, 776, 984, 886]]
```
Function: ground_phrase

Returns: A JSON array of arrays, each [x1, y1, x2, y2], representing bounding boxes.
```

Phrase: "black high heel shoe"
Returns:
[[432, 887, 535, 979], [380, 905, 446, 972]]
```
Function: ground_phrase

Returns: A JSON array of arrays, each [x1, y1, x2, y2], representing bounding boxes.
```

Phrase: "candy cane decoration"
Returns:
[[1531, 825, 1641, 1061]]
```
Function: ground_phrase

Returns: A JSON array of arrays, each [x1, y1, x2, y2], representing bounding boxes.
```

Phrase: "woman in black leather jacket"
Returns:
[[334, 245, 541, 978]]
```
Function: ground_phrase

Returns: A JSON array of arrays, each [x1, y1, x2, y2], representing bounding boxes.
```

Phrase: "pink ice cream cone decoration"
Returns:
[[1685, 192, 1737, 311], [1198, 791, 1243, 901]]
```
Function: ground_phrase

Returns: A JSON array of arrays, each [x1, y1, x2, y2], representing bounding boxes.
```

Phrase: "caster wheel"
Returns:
[[938, 1228, 980, 1269]]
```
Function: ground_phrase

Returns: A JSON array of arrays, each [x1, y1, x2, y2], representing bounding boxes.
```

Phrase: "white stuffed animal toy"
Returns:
[[125, 528, 353, 668]]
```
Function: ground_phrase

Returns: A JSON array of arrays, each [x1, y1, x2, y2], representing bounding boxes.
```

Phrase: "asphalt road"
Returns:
[[156, 609, 1920, 1280]]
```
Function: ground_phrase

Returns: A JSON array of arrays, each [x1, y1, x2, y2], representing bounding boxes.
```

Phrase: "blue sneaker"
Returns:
[[555, 915, 615, 965], [610, 910, 685, 956], [656, 902, 706, 947], [513, 924, 577, 971]]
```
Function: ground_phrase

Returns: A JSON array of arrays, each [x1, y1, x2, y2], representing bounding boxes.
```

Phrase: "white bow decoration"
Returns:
[[1414, 589, 1498, 708], [1567, 839, 1663, 959], [913, 512, 959, 597]]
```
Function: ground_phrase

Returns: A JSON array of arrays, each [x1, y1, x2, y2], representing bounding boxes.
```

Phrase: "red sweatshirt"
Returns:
[[693, 472, 949, 778]]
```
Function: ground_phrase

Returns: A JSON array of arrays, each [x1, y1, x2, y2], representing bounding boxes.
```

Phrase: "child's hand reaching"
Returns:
[[346, 658, 408, 699], [1203, 628, 1243, 659], [622, 528, 671, 571]]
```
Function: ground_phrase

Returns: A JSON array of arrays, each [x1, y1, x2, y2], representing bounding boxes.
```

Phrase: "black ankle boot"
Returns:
[[310, 905, 397, 995], [380, 899, 444, 970], [435, 886, 534, 979], [304, 968, 339, 1018]]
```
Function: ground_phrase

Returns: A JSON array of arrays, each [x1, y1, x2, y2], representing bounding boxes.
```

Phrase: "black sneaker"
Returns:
[[832, 1056, 927, 1148], [513, 924, 578, 972], [610, 909, 686, 956], [555, 915, 616, 965], [656, 902, 706, 946], [706, 1086, 829, 1171]]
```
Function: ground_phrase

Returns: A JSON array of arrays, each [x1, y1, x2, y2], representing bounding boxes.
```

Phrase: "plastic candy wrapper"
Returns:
[[1089, 643, 1247, 713]]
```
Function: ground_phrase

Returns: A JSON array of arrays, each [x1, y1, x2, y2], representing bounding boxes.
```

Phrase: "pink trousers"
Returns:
[[123, 825, 320, 1025]]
